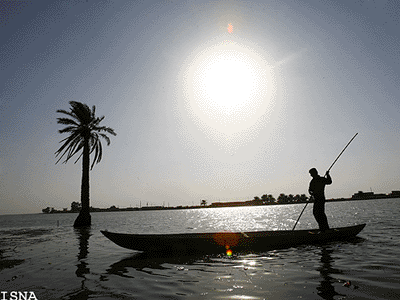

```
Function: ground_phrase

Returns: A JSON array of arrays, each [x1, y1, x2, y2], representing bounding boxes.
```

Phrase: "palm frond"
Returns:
[[66, 139, 84, 163], [97, 126, 117, 136], [73, 151, 84, 164], [58, 126, 78, 134], [91, 138, 103, 170], [89, 133, 99, 154], [55, 133, 83, 164], [99, 133, 111, 145], [56, 109, 78, 121], [70, 101, 91, 125], [57, 117, 79, 126], [55, 132, 79, 156], [91, 105, 96, 120], [96, 139, 103, 166], [91, 116, 104, 128]]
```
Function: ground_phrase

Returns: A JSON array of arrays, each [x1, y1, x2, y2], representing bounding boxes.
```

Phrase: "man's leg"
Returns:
[[313, 201, 330, 231]]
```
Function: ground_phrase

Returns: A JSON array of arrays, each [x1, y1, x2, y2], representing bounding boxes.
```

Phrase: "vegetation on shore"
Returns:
[[42, 190, 400, 214]]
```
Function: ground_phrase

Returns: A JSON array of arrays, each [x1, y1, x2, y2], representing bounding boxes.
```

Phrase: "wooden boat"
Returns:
[[101, 223, 366, 254]]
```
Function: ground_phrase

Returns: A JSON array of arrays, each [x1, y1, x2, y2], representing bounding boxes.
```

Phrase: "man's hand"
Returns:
[[325, 170, 330, 177]]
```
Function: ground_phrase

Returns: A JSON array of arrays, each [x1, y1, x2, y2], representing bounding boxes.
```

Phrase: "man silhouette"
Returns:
[[309, 168, 332, 231]]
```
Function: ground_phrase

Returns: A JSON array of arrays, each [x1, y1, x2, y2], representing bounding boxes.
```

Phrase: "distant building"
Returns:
[[211, 201, 247, 207], [352, 191, 375, 199], [210, 199, 264, 207], [141, 206, 164, 210], [374, 193, 387, 199], [352, 191, 388, 200]]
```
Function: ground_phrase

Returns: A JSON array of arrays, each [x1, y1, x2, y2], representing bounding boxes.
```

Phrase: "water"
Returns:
[[1, 199, 399, 299]]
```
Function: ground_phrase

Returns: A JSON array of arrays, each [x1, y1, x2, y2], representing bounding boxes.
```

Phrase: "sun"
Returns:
[[180, 39, 276, 136], [194, 50, 257, 114]]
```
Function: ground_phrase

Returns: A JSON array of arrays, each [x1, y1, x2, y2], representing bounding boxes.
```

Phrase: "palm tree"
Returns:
[[55, 101, 116, 227], [267, 194, 275, 204], [261, 194, 268, 204], [277, 193, 288, 204], [300, 194, 308, 203]]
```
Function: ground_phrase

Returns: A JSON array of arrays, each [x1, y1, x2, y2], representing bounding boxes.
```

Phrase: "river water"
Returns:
[[0, 199, 399, 299]]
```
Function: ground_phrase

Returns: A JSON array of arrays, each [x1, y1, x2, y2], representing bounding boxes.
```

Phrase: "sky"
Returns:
[[1, 0, 399, 214]]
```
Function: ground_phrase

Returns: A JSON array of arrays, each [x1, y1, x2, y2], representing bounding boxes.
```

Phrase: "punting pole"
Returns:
[[292, 133, 358, 231], [292, 196, 312, 231], [326, 133, 358, 173]]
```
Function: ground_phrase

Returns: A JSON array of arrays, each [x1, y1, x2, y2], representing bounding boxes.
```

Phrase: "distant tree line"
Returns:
[[42, 190, 400, 214], [42, 201, 81, 214], [42, 194, 311, 214], [276, 194, 309, 204], [252, 194, 309, 205]]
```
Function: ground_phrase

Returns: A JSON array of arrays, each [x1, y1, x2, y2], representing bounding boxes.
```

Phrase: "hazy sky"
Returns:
[[1, 0, 399, 214]]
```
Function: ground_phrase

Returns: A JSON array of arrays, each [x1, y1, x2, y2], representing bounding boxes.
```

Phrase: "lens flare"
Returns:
[[227, 23, 233, 33], [213, 231, 240, 247]]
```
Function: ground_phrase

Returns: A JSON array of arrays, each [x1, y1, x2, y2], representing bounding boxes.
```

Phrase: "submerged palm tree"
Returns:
[[55, 101, 116, 227]]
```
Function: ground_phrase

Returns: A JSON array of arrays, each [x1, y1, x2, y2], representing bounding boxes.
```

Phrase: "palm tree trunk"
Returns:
[[74, 136, 91, 227]]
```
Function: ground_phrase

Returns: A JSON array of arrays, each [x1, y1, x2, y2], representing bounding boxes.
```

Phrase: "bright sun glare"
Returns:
[[196, 50, 256, 113], [182, 40, 275, 135]]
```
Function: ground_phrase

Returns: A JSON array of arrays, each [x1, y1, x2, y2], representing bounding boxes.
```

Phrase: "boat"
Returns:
[[101, 223, 366, 254]]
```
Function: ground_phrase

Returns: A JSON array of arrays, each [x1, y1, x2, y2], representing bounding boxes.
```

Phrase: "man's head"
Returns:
[[309, 168, 318, 178]]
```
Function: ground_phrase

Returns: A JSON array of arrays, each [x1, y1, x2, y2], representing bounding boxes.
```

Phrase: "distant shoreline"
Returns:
[[42, 193, 399, 214]]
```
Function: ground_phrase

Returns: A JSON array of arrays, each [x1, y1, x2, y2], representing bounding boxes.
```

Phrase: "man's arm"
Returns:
[[309, 180, 314, 195], [325, 171, 332, 185]]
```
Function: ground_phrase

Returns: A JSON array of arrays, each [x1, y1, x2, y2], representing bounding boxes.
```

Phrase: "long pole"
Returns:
[[292, 133, 358, 231], [326, 133, 358, 173], [292, 196, 312, 231]]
